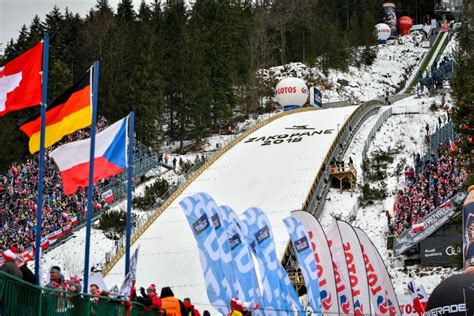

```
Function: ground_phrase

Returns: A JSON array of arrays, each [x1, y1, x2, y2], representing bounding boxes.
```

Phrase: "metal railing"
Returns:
[[0, 271, 163, 316], [361, 107, 394, 183]]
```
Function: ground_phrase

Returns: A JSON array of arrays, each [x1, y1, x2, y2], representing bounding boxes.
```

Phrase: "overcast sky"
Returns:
[[0, 0, 147, 46]]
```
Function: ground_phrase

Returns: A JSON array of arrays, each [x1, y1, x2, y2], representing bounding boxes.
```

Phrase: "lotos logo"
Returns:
[[277, 86, 297, 94], [320, 290, 332, 310], [387, 298, 397, 316], [377, 295, 389, 313], [301, 87, 307, 94], [340, 295, 351, 314], [308, 231, 333, 311], [354, 300, 364, 316]]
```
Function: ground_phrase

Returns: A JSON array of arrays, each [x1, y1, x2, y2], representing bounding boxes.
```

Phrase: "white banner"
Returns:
[[119, 245, 140, 298], [326, 220, 354, 314], [354, 227, 401, 315], [336, 221, 372, 315], [292, 211, 339, 315]]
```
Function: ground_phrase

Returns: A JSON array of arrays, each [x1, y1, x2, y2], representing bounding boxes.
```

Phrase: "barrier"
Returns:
[[361, 107, 394, 183], [0, 271, 163, 316]]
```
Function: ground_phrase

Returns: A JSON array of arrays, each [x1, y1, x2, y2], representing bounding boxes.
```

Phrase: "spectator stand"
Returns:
[[0, 118, 164, 259], [0, 270, 164, 315]]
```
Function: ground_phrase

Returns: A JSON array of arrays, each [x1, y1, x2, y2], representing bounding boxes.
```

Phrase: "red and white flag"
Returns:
[[407, 279, 428, 315], [101, 189, 115, 203], [411, 222, 425, 234], [70, 216, 78, 226], [0, 42, 42, 116]]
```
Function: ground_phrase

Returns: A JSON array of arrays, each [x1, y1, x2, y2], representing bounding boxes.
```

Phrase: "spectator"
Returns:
[[15, 254, 35, 284], [228, 297, 258, 316], [160, 286, 186, 316], [203, 311, 211, 316], [45, 266, 65, 290], [392, 153, 466, 236], [1, 250, 23, 279], [136, 284, 162, 310], [183, 297, 201, 316]]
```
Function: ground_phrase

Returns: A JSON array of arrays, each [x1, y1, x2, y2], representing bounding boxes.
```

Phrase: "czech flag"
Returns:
[[19, 68, 92, 154], [50, 116, 128, 195], [0, 41, 42, 116]]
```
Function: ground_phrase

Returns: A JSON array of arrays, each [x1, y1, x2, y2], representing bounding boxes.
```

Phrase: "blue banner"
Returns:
[[179, 194, 230, 314], [242, 207, 305, 316], [284, 216, 322, 315], [194, 193, 238, 299], [220, 205, 262, 307]]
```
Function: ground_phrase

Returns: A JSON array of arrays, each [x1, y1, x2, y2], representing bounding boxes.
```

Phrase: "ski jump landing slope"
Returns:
[[104, 105, 358, 309]]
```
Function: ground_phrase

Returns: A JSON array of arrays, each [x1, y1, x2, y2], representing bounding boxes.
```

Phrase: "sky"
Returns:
[[0, 0, 146, 47]]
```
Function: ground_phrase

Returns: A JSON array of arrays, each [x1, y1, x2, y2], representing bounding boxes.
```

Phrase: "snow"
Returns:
[[259, 35, 427, 104], [36, 36, 460, 313]]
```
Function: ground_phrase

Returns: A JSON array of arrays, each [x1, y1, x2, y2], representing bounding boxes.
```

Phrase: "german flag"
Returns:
[[19, 69, 92, 154]]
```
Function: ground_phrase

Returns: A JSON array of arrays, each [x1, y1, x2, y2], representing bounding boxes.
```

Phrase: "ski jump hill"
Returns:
[[102, 103, 383, 309]]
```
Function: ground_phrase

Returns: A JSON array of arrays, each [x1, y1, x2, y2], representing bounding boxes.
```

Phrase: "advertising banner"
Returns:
[[326, 221, 354, 314], [383, 2, 398, 37], [292, 211, 339, 315], [194, 192, 238, 298], [242, 207, 304, 316], [420, 235, 462, 266], [309, 87, 322, 107], [463, 187, 474, 270], [394, 193, 466, 256], [179, 194, 230, 315], [337, 221, 371, 315], [283, 216, 322, 315], [354, 227, 401, 315], [220, 205, 262, 307]]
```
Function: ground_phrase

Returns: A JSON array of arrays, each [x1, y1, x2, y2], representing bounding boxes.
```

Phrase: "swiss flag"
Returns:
[[0, 41, 42, 116]]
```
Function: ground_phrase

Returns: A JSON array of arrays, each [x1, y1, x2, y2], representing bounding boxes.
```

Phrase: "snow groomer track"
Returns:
[[103, 99, 407, 311]]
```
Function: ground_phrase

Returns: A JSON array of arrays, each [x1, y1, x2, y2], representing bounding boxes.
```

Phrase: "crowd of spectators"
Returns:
[[0, 116, 110, 254], [390, 151, 466, 235]]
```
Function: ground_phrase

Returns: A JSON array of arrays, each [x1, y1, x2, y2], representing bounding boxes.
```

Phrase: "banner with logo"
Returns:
[[242, 207, 304, 316], [336, 221, 372, 315], [309, 87, 323, 107], [354, 227, 401, 315], [420, 235, 462, 266], [179, 194, 230, 315], [292, 211, 339, 315], [463, 188, 474, 270], [284, 216, 322, 315], [220, 205, 262, 307], [326, 221, 354, 314], [394, 193, 466, 256], [194, 193, 238, 299]]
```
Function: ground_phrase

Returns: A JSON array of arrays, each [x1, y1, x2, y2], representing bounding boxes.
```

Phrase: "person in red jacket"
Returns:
[[136, 284, 162, 310], [183, 298, 200, 316]]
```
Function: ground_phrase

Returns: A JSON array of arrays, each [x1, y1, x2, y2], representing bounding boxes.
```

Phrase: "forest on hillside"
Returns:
[[0, 0, 440, 169]]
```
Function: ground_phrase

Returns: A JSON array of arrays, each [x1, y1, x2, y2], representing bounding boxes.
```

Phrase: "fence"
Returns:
[[361, 107, 394, 183], [0, 271, 163, 316]]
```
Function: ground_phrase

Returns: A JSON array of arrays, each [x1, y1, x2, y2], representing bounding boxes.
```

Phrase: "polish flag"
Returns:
[[407, 279, 428, 315], [0, 42, 42, 116], [70, 216, 78, 226], [411, 222, 425, 234], [40, 237, 49, 250], [50, 116, 129, 195]]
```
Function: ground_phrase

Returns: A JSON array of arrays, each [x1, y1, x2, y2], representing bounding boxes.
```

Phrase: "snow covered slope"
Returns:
[[104, 106, 358, 311]]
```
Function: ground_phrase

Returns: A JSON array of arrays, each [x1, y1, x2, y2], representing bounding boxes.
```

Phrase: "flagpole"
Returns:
[[34, 35, 49, 285], [125, 111, 135, 276], [83, 61, 99, 293]]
